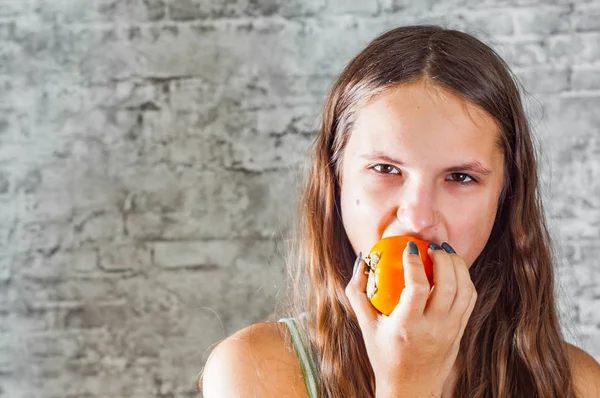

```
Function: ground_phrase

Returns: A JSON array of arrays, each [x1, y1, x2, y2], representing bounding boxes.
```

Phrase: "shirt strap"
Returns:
[[278, 316, 319, 398]]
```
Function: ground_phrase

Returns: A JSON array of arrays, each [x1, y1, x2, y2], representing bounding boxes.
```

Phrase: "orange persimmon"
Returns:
[[365, 236, 434, 316]]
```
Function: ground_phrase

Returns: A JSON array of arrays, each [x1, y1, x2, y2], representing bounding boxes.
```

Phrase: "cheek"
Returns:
[[341, 179, 393, 252], [448, 201, 498, 266], [342, 181, 381, 223]]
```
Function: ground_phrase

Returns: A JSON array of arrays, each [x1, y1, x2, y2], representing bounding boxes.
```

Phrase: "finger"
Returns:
[[389, 241, 431, 324], [445, 289, 476, 362], [345, 252, 379, 333], [424, 244, 457, 317], [449, 258, 476, 321], [457, 287, 478, 341]]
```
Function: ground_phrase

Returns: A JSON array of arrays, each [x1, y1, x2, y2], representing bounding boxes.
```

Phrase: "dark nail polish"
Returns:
[[408, 241, 419, 255], [441, 242, 456, 254], [352, 252, 362, 276], [428, 243, 443, 251]]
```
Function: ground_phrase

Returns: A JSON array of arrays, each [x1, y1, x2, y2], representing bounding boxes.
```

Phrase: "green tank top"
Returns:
[[278, 314, 319, 398]]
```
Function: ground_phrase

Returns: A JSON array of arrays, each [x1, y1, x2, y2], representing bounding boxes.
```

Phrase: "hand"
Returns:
[[345, 242, 478, 398]]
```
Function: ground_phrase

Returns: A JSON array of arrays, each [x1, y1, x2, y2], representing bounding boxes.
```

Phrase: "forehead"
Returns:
[[350, 81, 501, 161]]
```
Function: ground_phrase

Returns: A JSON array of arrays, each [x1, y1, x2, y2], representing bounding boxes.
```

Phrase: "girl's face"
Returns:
[[340, 81, 505, 267]]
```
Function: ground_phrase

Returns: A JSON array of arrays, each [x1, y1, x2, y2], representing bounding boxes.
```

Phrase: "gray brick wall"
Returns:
[[0, 0, 598, 397]]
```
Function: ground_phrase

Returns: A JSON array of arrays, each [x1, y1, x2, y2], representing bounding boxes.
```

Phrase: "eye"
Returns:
[[447, 173, 475, 184], [372, 164, 400, 175]]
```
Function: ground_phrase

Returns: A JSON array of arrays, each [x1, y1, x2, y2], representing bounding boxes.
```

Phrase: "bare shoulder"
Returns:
[[200, 321, 309, 398], [567, 342, 600, 397]]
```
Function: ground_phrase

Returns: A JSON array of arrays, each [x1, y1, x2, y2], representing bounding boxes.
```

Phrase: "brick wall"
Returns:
[[0, 0, 598, 397]]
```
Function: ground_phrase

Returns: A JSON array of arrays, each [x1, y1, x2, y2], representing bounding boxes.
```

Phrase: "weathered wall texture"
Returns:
[[0, 0, 598, 396]]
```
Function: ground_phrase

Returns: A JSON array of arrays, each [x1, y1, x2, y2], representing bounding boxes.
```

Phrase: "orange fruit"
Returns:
[[365, 236, 434, 315]]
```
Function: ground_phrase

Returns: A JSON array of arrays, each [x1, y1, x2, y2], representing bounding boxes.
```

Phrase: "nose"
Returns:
[[396, 179, 438, 233]]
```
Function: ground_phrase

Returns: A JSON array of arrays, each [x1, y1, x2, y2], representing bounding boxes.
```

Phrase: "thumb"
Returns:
[[345, 252, 379, 334]]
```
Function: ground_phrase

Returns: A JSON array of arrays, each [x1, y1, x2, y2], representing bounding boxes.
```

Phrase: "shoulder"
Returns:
[[200, 320, 309, 398], [567, 342, 600, 397]]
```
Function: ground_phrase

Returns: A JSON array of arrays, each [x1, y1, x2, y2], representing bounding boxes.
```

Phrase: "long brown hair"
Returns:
[[284, 25, 576, 397]]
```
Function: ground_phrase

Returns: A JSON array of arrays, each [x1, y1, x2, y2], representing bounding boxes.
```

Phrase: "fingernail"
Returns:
[[408, 241, 419, 255], [352, 252, 362, 276], [441, 242, 456, 254], [428, 243, 443, 251]]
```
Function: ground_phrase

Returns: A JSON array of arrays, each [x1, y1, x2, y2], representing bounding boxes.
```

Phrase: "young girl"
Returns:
[[201, 25, 600, 397]]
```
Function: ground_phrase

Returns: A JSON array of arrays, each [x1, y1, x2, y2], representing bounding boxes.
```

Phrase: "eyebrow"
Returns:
[[359, 150, 493, 176]]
